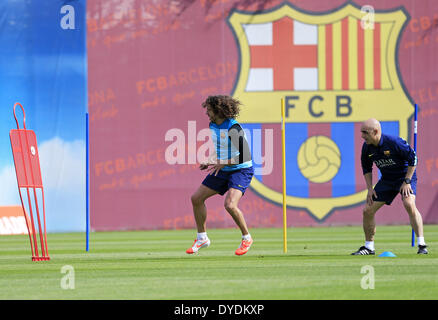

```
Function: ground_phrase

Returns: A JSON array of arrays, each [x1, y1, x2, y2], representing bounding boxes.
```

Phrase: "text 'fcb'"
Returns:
[[284, 95, 353, 118]]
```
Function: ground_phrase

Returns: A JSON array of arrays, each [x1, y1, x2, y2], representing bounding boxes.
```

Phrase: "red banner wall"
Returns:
[[88, 0, 438, 231]]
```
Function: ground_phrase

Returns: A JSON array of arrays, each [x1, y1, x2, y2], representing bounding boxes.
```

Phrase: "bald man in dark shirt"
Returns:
[[352, 119, 428, 255]]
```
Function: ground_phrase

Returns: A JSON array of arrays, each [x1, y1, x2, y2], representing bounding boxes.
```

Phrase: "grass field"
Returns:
[[0, 225, 437, 300]]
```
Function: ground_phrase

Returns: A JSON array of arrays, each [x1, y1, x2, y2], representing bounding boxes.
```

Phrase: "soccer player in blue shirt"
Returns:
[[186, 95, 255, 256], [352, 118, 428, 255]]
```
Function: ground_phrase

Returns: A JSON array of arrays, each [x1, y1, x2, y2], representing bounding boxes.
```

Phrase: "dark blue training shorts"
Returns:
[[202, 167, 254, 196], [372, 177, 417, 205]]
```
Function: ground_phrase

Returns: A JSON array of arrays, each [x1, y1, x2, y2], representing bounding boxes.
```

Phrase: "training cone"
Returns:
[[379, 251, 396, 257]]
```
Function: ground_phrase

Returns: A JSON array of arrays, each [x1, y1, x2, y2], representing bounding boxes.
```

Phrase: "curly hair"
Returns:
[[202, 95, 242, 119]]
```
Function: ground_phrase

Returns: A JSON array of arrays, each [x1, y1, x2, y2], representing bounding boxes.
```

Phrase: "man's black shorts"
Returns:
[[202, 167, 254, 196], [372, 177, 417, 205]]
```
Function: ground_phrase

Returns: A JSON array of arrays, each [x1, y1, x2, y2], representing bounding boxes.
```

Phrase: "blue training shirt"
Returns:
[[361, 133, 417, 181], [209, 118, 253, 171]]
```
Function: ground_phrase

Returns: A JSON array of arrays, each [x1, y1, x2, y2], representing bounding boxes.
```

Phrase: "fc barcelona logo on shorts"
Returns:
[[228, 2, 415, 221]]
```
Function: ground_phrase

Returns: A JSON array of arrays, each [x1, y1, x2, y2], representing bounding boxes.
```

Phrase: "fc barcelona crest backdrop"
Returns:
[[86, 0, 438, 231], [229, 2, 413, 221]]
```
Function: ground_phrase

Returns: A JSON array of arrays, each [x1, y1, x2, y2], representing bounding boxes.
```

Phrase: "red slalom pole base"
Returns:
[[32, 256, 50, 262]]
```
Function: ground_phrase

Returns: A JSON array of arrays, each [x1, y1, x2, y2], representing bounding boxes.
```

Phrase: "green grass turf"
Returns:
[[0, 225, 437, 300]]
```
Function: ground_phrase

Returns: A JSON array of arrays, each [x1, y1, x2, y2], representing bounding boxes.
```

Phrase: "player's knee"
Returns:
[[191, 193, 203, 206], [402, 197, 416, 214], [224, 200, 237, 212]]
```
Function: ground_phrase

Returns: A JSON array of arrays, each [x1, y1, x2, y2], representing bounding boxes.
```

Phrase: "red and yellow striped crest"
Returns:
[[319, 12, 390, 91]]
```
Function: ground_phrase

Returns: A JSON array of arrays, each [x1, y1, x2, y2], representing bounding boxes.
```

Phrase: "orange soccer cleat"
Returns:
[[186, 238, 211, 254], [235, 238, 253, 256]]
